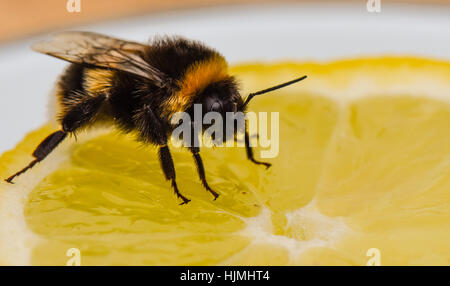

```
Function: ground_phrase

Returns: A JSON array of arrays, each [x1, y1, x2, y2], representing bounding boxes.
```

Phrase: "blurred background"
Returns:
[[0, 0, 449, 43], [0, 0, 449, 153]]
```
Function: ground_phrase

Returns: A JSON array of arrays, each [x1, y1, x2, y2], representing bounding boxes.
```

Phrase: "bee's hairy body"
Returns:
[[5, 32, 304, 205], [56, 37, 231, 147]]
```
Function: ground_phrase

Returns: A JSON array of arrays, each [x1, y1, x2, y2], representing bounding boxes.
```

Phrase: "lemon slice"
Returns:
[[1, 57, 449, 265]]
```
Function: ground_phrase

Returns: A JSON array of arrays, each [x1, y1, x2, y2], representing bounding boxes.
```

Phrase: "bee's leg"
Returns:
[[133, 105, 190, 204], [60, 94, 106, 133], [5, 131, 67, 183], [5, 94, 106, 184], [244, 128, 272, 169], [158, 145, 191, 205], [190, 147, 219, 200]]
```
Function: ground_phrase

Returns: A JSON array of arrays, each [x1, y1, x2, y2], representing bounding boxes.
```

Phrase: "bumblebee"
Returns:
[[5, 31, 306, 204]]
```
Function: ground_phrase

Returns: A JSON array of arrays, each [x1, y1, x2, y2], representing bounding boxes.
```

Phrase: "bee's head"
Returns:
[[185, 75, 307, 143], [199, 77, 244, 115], [197, 75, 308, 115], [188, 77, 245, 142]]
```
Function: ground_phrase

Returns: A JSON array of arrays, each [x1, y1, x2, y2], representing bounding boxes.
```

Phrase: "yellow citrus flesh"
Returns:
[[0, 57, 449, 265]]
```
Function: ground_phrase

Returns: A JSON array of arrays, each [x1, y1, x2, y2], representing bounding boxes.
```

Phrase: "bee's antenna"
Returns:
[[243, 75, 307, 108]]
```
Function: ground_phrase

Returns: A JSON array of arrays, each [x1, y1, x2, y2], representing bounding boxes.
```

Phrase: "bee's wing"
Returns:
[[32, 31, 167, 87]]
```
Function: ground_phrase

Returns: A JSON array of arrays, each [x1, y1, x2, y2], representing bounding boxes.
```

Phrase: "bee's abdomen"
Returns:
[[83, 68, 115, 96], [107, 70, 144, 132], [57, 64, 85, 103], [53, 64, 114, 125]]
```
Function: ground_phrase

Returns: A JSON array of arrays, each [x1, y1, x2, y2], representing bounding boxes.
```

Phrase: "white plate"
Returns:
[[0, 3, 449, 154]]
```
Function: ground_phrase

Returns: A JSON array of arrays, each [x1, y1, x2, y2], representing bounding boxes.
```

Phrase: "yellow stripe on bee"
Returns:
[[84, 68, 115, 96], [163, 54, 229, 117]]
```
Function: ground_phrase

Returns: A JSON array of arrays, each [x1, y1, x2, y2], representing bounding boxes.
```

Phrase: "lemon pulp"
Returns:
[[0, 57, 449, 265]]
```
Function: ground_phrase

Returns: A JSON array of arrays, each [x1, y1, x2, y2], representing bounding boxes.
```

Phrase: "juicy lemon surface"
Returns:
[[0, 57, 449, 265]]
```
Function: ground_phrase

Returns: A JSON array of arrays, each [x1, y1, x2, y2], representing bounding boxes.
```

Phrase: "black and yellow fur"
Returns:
[[6, 35, 271, 205]]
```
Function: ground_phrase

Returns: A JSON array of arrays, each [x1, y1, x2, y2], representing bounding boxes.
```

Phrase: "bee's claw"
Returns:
[[264, 163, 272, 169], [208, 188, 219, 201], [250, 159, 272, 169], [179, 198, 191, 205]]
